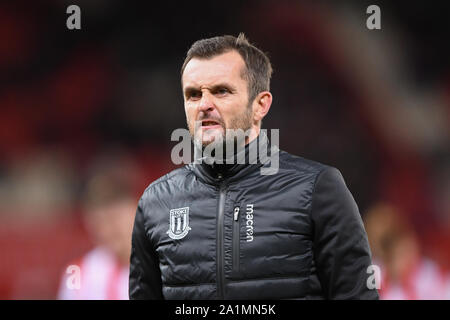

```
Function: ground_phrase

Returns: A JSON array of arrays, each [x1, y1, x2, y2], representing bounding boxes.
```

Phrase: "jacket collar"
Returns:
[[191, 131, 273, 186]]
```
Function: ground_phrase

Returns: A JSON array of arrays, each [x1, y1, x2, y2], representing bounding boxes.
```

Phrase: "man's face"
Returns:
[[85, 199, 136, 265], [182, 50, 254, 147]]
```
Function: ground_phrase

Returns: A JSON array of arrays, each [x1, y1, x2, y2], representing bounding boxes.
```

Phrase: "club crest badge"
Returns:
[[167, 207, 191, 240]]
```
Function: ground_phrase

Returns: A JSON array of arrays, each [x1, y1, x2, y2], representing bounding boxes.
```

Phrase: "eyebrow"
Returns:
[[184, 83, 237, 96]]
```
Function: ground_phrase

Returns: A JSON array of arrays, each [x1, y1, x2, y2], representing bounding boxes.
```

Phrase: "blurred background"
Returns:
[[0, 0, 449, 299]]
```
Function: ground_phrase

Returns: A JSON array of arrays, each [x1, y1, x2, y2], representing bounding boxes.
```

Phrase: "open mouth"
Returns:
[[200, 120, 222, 129]]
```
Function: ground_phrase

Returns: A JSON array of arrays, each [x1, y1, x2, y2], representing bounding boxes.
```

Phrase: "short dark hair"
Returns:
[[181, 33, 273, 102], [82, 154, 139, 212]]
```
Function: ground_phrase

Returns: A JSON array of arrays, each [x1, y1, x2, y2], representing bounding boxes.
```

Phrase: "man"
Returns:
[[58, 156, 137, 300], [129, 34, 379, 299]]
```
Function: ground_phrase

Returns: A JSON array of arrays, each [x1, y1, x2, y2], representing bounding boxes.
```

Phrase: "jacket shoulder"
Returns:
[[278, 151, 351, 200], [141, 165, 192, 200], [278, 150, 333, 177]]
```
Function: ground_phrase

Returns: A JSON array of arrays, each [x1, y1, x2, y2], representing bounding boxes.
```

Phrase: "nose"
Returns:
[[198, 92, 215, 113]]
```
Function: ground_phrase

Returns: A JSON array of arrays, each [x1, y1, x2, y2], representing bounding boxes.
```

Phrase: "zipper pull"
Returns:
[[234, 207, 240, 221]]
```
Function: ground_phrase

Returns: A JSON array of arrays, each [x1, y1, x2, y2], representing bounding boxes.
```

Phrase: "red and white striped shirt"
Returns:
[[58, 247, 129, 300]]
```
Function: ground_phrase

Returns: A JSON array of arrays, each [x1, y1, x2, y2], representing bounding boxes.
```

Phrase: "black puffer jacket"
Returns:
[[129, 133, 379, 299]]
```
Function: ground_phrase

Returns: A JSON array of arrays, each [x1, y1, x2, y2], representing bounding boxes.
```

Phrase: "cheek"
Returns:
[[224, 100, 248, 122], [185, 105, 197, 121]]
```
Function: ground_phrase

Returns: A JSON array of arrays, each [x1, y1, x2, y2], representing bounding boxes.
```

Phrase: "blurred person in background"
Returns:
[[57, 155, 138, 300], [364, 203, 448, 299]]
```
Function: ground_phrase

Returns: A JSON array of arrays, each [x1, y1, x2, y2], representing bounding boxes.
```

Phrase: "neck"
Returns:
[[193, 130, 272, 184], [208, 131, 265, 174]]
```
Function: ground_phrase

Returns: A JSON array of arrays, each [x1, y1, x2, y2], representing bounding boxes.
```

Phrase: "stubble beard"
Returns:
[[188, 102, 254, 152]]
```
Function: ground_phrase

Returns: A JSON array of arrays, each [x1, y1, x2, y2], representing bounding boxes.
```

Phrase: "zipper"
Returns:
[[216, 179, 227, 299], [233, 206, 240, 274]]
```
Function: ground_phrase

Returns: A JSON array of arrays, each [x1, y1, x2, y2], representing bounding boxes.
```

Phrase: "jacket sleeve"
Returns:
[[129, 197, 164, 299], [310, 167, 379, 299]]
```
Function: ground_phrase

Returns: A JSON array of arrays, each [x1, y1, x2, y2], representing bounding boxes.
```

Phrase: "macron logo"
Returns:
[[245, 204, 254, 242]]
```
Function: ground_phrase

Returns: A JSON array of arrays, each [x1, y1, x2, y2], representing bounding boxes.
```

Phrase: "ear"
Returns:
[[252, 91, 272, 123]]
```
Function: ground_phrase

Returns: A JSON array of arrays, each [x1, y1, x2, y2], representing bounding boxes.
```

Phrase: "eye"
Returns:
[[216, 87, 230, 96], [187, 90, 201, 100]]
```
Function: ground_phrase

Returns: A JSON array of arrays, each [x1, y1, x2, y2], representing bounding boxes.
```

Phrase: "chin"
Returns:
[[200, 138, 222, 148], [197, 130, 224, 145]]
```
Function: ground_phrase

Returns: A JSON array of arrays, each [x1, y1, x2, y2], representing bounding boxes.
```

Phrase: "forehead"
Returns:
[[182, 50, 246, 88]]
